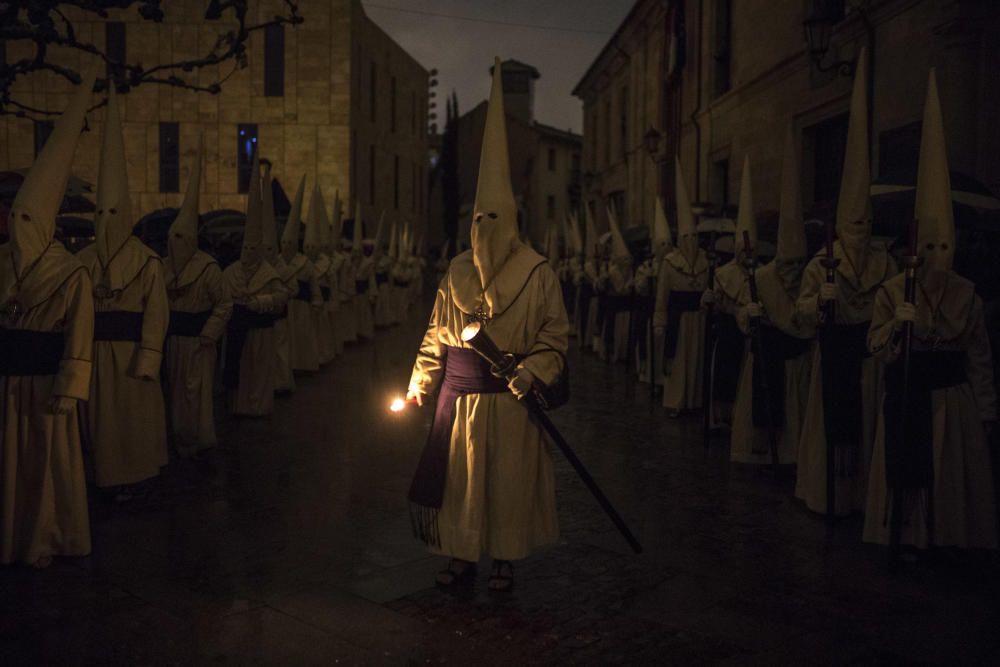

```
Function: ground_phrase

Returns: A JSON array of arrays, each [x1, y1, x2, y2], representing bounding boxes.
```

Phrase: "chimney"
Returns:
[[489, 59, 539, 125]]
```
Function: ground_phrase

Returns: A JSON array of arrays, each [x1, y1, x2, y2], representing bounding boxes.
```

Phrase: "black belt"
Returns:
[[821, 321, 873, 465], [375, 272, 389, 286], [884, 350, 966, 489], [94, 311, 143, 342], [294, 280, 312, 302], [356, 280, 370, 293], [0, 328, 64, 376], [223, 304, 278, 389], [168, 310, 212, 338]]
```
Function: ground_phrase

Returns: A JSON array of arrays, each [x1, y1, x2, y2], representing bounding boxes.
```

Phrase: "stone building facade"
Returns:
[[0, 0, 429, 237], [576, 0, 1000, 240]]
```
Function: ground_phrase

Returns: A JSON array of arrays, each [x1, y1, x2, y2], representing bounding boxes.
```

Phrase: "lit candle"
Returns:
[[390, 396, 418, 413]]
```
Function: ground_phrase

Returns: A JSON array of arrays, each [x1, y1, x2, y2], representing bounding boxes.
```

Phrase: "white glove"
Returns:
[[745, 302, 763, 319], [406, 388, 424, 407], [819, 282, 837, 304], [247, 296, 264, 313], [894, 302, 917, 329], [700, 289, 716, 307], [48, 396, 77, 415], [508, 368, 535, 400]]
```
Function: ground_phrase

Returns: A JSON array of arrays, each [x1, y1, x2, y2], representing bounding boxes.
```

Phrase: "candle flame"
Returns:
[[390, 398, 406, 413]]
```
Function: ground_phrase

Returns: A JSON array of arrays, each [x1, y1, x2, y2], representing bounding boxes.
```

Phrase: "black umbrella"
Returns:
[[871, 169, 1000, 212]]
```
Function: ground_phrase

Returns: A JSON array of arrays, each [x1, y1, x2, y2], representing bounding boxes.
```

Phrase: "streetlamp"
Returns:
[[643, 126, 666, 164], [802, 1, 870, 77]]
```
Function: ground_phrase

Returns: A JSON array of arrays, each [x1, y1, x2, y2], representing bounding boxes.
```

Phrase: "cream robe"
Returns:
[[327, 252, 346, 356], [654, 249, 709, 411], [1, 246, 93, 564], [863, 273, 997, 548], [283, 254, 322, 372], [338, 253, 358, 345], [223, 261, 289, 417], [730, 265, 814, 465], [312, 254, 334, 364], [354, 256, 376, 340], [164, 252, 232, 455], [409, 250, 567, 562], [79, 238, 169, 488], [272, 255, 296, 393], [794, 241, 898, 515]]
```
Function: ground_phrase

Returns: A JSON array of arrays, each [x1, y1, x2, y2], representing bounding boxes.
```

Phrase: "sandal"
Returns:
[[435, 559, 476, 588], [487, 560, 514, 593]]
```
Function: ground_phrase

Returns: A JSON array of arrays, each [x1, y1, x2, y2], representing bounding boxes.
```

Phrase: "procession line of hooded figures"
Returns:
[[0, 67, 425, 567], [552, 50, 997, 552]]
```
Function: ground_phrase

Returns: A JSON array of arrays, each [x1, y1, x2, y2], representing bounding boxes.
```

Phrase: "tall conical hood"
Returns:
[[303, 182, 323, 260], [388, 220, 398, 260], [372, 211, 387, 258], [95, 85, 134, 265], [915, 68, 954, 274], [241, 150, 263, 270], [321, 189, 337, 255], [260, 162, 279, 263], [836, 47, 872, 249], [9, 65, 95, 274], [735, 155, 757, 258], [776, 125, 806, 261], [352, 200, 364, 254], [546, 225, 560, 262], [583, 202, 599, 258], [333, 191, 346, 250], [652, 196, 673, 256], [570, 211, 583, 255], [167, 134, 203, 273], [471, 57, 521, 290], [606, 203, 630, 261], [281, 174, 306, 262]]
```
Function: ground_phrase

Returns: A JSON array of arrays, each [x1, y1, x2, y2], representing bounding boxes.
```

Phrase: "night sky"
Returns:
[[363, 0, 634, 133]]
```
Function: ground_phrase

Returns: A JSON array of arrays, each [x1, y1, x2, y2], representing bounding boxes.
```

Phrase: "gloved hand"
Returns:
[[406, 388, 424, 407], [508, 367, 535, 400], [48, 396, 77, 415], [199, 336, 216, 348], [247, 296, 264, 313], [745, 302, 763, 319], [893, 302, 917, 330], [700, 289, 716, 308], [819, 282, 837, 303]]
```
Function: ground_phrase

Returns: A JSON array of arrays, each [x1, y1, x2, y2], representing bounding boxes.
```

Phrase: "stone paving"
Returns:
[[2, 304, 1000, 665]]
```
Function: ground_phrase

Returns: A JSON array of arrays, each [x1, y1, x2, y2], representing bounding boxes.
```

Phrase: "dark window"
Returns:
[[390, 76, 397, 132], [501, 70, 530, 94], [619, 86, 629, 156], [237, 123, 258, 193], [369, 61, 377, 122], [106, 22, 126, 81], [571, 153, 581, 175], [0, 40, 6, 69], [604, 99, 611, 165], [412, 161, 417, 211], [264, 24, 285, 97], [159, 122, 180, 193], [809, 113, 849, 205], [393, 155, 400, 209], [711, 159, 729, 208], [369, 144, 376, 205], [712, 0, 731, 97], [546, 195, 556, 220], [33, 120, 54, 157], [548, 147, 556, 172], [879, 122, 921, 181], [411, 91, 416, 134]]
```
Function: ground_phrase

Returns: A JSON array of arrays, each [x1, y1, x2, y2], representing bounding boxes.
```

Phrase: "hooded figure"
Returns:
[[602, 203, 633, 362], [262, 163, 296, 393], [163, 136, 233, 456], [305, 184, 334, 363], [221, 151, 289, 416], [654, 158, 709, 413], [795, 48, 898, 516], [405, 56, 568, 592], [389, 221, 410, 325], [731, 125, 813, 466], [352, 202, 377, 340], [374, 213, 394, 327], [580, 202, 603, 348], [864, 70, 997, 549], [281, 175, 323, 373], [329, 190, 354, 351], [0, 68, 96, 567], [79, 84, 170, 495]]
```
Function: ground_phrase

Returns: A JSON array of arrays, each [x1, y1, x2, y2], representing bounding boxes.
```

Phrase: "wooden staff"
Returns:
[[819, 219, 841, 522]]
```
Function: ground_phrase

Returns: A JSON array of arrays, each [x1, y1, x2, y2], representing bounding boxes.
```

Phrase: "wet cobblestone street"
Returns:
[[2, 304, 999, 665]]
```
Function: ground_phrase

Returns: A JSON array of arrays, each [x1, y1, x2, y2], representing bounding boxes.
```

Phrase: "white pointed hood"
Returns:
[[303, 183, 324, 260], [166, 134, 203, 277], [915, 68, 954, 275], [95, 85, 134, 266], [324, 189, 339, 256], [583, 202, 599, 259], [372, 211, 387, 258], [606, 203, 630, 262], [674, 156, 699, 265], [240, 150, 263, 272], [8, 66, 95, 276], [352, 200, 364, 256], [836, 47, 872, 254], [471, 56, 522, 292], [388, 219, 399, 260], [777, 125, 806, 262], [652, 196, 673, 258], [734, 155, 757, 259], [281, 174, 306, 263], [261, 162, 280, 264]]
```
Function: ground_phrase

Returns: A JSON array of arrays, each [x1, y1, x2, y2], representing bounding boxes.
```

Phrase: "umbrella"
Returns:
[[871, 169, 1000, 211], [697, 217, 735, 234]]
